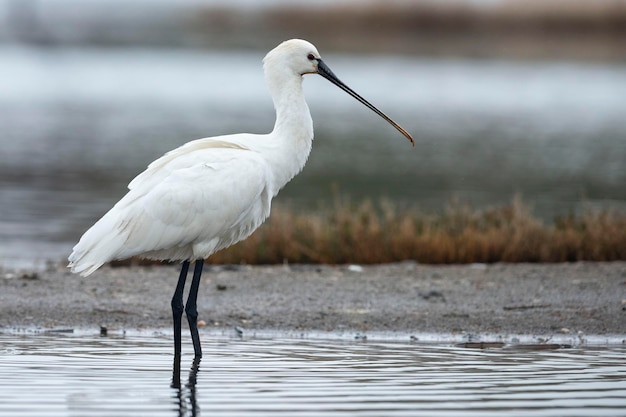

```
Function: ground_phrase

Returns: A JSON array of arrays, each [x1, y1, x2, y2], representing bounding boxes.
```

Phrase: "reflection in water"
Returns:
[[172, 357, 201, 417], [0, 332, 625, 416]]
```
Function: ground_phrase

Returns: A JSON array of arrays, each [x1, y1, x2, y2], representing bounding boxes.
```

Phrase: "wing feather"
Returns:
[[69, 139, 273, 276]]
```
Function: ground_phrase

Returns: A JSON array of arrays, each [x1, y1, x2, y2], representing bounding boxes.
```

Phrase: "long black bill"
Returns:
[[317, 59, 414, 146]]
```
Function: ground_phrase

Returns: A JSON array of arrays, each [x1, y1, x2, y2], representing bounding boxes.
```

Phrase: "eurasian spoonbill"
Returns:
[[68, 39, 414, 358]]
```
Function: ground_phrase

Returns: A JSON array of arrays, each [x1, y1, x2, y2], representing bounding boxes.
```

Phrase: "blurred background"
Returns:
[[1, 0, 625, 268]]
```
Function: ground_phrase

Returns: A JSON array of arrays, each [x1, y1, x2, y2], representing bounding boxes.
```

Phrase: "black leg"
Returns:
[[171, 354, 181, 389], [185, 259, 204, 358], [172, 260, 190, 359]]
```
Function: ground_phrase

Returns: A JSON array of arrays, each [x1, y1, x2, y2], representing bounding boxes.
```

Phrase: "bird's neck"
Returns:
[[264, 72, 314, 194], [269, 74, 313, 139]]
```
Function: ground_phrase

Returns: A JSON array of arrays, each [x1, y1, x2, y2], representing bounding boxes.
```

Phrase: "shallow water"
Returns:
[[1, 46, 626, 267], [0, 331, 624, 416]]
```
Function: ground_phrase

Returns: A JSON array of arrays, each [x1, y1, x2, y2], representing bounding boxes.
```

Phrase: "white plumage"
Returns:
[[69, 41, 317, 276], [69, 39, 412, 277], [69, 137, 276, 275], [67, 39, 413, 358]]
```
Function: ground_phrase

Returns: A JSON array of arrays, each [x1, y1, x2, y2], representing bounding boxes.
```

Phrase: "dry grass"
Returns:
[[204, 197, 626, 265], [194, 0, 626, 61]]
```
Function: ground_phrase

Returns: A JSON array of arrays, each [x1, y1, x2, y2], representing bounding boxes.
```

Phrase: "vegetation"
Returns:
[[195, 0, 626, 61], [202, 197, 626, 265]]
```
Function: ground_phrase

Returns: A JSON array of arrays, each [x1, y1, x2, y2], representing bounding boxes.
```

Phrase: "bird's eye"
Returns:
[[307, 53, 316, 61]]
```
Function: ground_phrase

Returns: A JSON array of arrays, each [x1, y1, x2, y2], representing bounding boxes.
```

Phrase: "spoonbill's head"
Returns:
[[263, 39, 322, 77], [264, 39, 415, 146]]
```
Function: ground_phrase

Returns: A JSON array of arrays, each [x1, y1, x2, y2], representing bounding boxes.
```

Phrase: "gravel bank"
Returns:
[[1, 262, 625, 340]]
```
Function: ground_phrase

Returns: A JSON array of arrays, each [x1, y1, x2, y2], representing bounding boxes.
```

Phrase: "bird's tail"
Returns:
[[68, 212, 127, 277]]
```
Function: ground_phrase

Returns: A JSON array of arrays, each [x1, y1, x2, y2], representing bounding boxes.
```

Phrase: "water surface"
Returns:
[[1, 331, 625, 416], [1, 46, 626, 267]]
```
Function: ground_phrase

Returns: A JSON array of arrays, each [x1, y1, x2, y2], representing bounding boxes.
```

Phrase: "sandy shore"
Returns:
[[1, 262, 625, 341]]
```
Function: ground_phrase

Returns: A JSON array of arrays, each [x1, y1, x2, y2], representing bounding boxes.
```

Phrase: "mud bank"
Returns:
[[1, 262, 625, 339]]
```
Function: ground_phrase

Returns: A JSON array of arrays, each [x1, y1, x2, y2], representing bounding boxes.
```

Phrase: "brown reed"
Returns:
[[204, 196, 626, 265]]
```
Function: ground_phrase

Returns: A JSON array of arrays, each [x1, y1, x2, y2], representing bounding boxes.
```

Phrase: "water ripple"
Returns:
[[0, 332, 624, 417]]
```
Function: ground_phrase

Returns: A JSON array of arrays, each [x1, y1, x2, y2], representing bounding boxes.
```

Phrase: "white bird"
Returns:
[[68, 39, 414, 358]]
